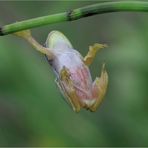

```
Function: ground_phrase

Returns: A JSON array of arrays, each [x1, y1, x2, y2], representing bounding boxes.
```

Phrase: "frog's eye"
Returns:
[[45, 30, 73, 49]]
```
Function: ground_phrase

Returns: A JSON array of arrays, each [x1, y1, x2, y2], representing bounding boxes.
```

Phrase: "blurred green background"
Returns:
[[0, 0, 148, 146]]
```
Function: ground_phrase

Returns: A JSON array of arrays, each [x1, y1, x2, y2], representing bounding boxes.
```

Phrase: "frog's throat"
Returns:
[[45, 30, 73, 49]]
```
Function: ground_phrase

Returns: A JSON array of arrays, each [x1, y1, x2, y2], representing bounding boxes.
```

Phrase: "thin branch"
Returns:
[[1, 1, 148, 35]]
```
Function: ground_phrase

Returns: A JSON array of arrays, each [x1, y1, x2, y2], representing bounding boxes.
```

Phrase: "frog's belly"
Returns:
[[69, 65, 94, 101], [53, 52, 94, 103], [53, 52, 84, 73]]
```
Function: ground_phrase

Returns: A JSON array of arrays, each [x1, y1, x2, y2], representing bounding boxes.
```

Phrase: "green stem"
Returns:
[[1, 1, 148, 35]]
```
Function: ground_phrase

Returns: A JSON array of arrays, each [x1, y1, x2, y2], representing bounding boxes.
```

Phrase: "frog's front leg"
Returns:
[[59, 66, 81, 112], [84, 43, 107, 66], [14, 30, 54, 60], [90, 63, 108, 112]]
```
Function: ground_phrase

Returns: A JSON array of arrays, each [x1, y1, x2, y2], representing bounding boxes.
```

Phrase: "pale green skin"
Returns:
[[14, 29, 108, 112], [45, 31, 108, 112]]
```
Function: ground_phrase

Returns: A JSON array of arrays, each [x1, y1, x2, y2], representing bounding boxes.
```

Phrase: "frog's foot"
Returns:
[[14, 30, 54, 59], [59, 66, 81, 112], [90, 63, 108, 112], [84, 43, 107, 66]]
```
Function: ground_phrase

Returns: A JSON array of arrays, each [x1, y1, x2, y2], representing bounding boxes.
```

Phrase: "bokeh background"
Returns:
[[0, 0, 148, 146]]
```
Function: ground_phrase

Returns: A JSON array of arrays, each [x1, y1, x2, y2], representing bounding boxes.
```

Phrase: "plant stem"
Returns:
[[1, 1, 148, 35]]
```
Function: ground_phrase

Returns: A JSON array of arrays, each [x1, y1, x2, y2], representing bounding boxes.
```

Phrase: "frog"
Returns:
[[14, 30, 108, 112]]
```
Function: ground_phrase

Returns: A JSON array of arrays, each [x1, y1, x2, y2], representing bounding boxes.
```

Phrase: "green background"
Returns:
[[0, 1, 148, 146]]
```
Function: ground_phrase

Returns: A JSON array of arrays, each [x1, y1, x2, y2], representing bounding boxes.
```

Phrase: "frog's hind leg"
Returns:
[[84, 43, 107, 66], [90, 63, 108, 112], [59, 66, 81, 112]]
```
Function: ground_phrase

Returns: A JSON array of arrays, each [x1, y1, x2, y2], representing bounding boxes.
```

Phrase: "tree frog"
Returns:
[[14, 30, 108, 112]]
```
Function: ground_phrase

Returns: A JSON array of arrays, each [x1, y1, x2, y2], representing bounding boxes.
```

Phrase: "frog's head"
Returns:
[[45, 31, 73, 52]]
